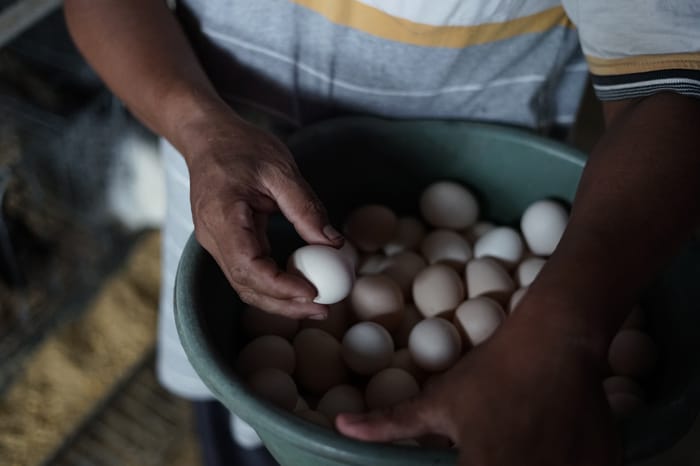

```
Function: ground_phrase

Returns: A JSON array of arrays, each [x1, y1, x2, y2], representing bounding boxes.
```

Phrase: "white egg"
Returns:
[[293, 328, 349, 394], [393, 304, 423, 349], [409, 318, 462, 372], [381, 251, 427, 298], [412, 264, 465, 318], [241, 305, 299, 340], [608, 329, 658, 378], [288, 245, 355, 304], [237, 335, 296, 376], [317, 384, 366, 421], [247, 368, 298, 411], [365, 368, 420, 410], [344, 204, 398, 253], [419, 181, 479, 230], [465, 258, 515, 304], [509, 287, 528, 312], [383, 216, 426, 255], [464, 221, 495, 243], [474, 227, 524, 268], [453, 297, 505, 347], [342, 322, 394, 375], [350, 274, 404, 331], [301, 299, 352, 340], [516, 257, 546, 287], [420, 229, 473, 268], [520, 200, 569, 256]]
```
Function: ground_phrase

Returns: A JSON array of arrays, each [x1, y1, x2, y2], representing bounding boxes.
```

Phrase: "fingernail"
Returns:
[[293, 296, 311, 303], [323, 225, 343, 242], [308, 313, 327, 320]]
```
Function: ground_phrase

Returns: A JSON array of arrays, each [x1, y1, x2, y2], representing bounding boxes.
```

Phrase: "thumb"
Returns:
[[265, 169, 344, 247], [335, 399, 434, 443]]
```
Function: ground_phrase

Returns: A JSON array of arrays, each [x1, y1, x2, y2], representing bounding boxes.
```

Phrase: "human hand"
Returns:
[[180, 106, 343, 319], [336, 299, 623, 466]]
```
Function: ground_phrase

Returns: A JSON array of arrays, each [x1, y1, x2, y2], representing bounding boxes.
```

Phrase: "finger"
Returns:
[[209, 200, 318, 301], [263, 165, 344, 247], [237, 288, 329, 320], [335, 398, 435, 442]]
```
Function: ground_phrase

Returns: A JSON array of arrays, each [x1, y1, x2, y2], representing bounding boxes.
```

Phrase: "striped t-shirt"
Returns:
[[175, 0, 700, 131]]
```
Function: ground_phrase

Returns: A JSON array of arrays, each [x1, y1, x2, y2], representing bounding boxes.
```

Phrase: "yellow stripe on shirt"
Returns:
[[292, 0, 573, 48], [586, 52, 700, 76]]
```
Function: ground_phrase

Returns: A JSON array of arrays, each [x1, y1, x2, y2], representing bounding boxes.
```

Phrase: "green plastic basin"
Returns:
[[175, 117, 700, 465]]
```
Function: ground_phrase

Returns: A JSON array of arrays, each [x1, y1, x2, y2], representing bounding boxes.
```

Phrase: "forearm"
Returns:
[[63, 0, 235, 153], [524, 92, 700, 357]]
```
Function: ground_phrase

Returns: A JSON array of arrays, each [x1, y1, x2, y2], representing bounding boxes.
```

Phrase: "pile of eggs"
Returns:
[[238, 181, 657, 444]]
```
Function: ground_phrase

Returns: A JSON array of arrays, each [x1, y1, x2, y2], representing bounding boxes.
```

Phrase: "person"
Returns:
[[63, 1, 700, 464]]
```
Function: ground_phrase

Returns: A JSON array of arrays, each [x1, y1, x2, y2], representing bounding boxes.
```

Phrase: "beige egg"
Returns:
[[293, 328, 349, 394], [288, 245, 355, 304], [381, 251, 428, 298], [301, 300, 352, 340], [520, 200, 569, 256], [342, 321, 395, 375], [622, 305, 645, 330], [241, 305, 299, 340], [464, 221, 495, 243], [317, 384, 366, 421], [419, 181, 479, 230], [420, 229, 473, 269], [412, 264, 465, 319], [608, 329, 658, 378], [350, 274, 405, 331], [393, 304, 423, 349], [473, 227, 524, 268], [237, 335, 296, 377], [344, 204, 398, 253], [247, 368, 298, 411], [357, 253, 389, 275], [515, 257, 546, 288], [453, 297, 506, 347], [509, 287, 529, 312], [365, 368, 421, 410], [409, 318, 462, 372], [465, 257, 515, 304], [294, 396, 310, 412], [296, 409, 333, 429], [390, 348, 428, 383], [383, 216, 427, 256]]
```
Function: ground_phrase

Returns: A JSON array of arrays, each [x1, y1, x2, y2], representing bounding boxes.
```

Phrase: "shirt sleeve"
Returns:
[[562, 0, 700, 101]]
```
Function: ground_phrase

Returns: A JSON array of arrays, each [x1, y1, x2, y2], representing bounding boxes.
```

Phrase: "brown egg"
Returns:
[[419, 181, 479, 230], [301, 300, 352, 340], [241, 305, 299, 340], [344, 204, 398, 253], [317, 385, 366, 422], [350, 274, 404, 331], [293, 328, 349, 394], [393, 304, 423, 349], [465, 257, 515, 305], [237, 335, 296, 377], [390, 348, 428, 383], [247, 368, 298, 411], [608, 329, 658, 378], [412, 264, 465, 319], [383, 216, 426, 256], [365, 368, 420, 410], [381, 251, 427, 299]]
